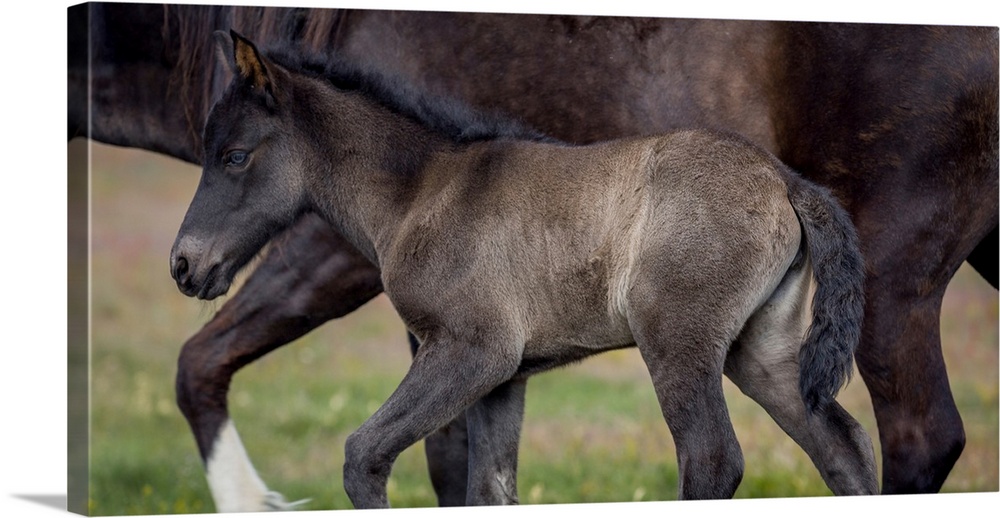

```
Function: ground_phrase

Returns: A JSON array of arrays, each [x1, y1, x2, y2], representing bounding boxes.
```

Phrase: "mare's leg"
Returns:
[[966, 225, 998, 288], [343, 331, 521, 508], [855, 201, 995, 493], [857, 282, 965, 494], [411, 334, 472, 507], [175, 214, 383, 512], [465, 379, 527, 505], [723, 259, 878, 495]]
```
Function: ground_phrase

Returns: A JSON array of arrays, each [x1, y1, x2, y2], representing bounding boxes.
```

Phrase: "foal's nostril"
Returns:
[[173, 256, 189, 281]]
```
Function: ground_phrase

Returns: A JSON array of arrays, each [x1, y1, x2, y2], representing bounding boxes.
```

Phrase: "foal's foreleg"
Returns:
[[343, 335, 521, 508], [175, 215, 382, 512], [465, 379, 527, 505], [410, 333, 472, 507]]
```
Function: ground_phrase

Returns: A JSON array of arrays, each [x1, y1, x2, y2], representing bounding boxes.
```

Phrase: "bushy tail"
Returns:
[[786, 173, 866, 413]]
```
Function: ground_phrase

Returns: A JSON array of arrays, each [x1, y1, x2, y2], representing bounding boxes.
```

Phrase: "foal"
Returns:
[[171, 31, 878, 506]]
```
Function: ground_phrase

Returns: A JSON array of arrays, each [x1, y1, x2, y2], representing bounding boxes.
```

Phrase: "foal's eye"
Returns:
[[224, 150, 250, 168]]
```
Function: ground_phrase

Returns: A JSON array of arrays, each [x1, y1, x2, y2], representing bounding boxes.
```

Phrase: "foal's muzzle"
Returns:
[[171, 255, 197, 297], [170, 235, 230, 300]]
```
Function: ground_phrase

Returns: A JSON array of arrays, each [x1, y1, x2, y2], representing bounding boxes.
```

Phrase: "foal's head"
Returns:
[[170, 30, 544, 299], [170, 30, 310, 300]]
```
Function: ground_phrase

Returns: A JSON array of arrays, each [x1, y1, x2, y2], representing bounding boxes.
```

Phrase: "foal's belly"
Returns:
[[514, 295, 636, 377], [516, 339, 637, 378]]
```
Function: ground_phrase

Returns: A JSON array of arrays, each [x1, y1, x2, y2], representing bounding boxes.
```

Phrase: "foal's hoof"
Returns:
[[263, 491, 311, 511]]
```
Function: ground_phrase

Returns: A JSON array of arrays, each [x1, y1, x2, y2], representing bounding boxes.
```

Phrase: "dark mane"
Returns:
[[262, 45, 556, 144]]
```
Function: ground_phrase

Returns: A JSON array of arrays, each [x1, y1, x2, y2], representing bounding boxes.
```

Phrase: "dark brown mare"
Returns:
[[68, 3, 998, 510], [172, 30, 878, 506]]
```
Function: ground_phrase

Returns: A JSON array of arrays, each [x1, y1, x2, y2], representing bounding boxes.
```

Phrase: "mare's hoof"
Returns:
[[263, 491, 311, 511]]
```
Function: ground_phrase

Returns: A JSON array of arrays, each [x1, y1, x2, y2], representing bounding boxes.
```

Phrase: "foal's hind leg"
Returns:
[[633, 322, 744, 499], [723, 262, 878, 495], [725, 341, 878, 495], [628, 289, 745, 499]]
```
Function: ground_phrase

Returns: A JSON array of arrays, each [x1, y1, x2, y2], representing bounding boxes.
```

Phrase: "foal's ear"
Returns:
[[229, 30, 280, 107]]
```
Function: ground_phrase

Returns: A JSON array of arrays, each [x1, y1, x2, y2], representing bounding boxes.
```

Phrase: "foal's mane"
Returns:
[[262, 45, 555, 144], [163, 5, 352, 156]]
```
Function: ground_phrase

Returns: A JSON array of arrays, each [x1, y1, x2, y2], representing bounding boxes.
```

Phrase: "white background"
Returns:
[[2, 1, 997, 517]]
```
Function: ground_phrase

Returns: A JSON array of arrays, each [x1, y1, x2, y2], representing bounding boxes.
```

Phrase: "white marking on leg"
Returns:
[[205, 419, 308, 512]]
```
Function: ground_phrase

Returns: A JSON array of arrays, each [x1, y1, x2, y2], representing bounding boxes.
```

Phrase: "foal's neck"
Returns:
[[299, 83, 473, 265]]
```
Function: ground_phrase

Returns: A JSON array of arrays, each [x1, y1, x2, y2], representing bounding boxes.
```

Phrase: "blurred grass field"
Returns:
[[82, 140, 998, 515]]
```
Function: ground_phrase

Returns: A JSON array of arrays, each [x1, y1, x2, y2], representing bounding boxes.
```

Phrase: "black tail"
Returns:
[[786, 173, 866, 413]]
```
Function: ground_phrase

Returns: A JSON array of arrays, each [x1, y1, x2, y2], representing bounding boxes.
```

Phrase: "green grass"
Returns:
[[84, 142, 998, 515]]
